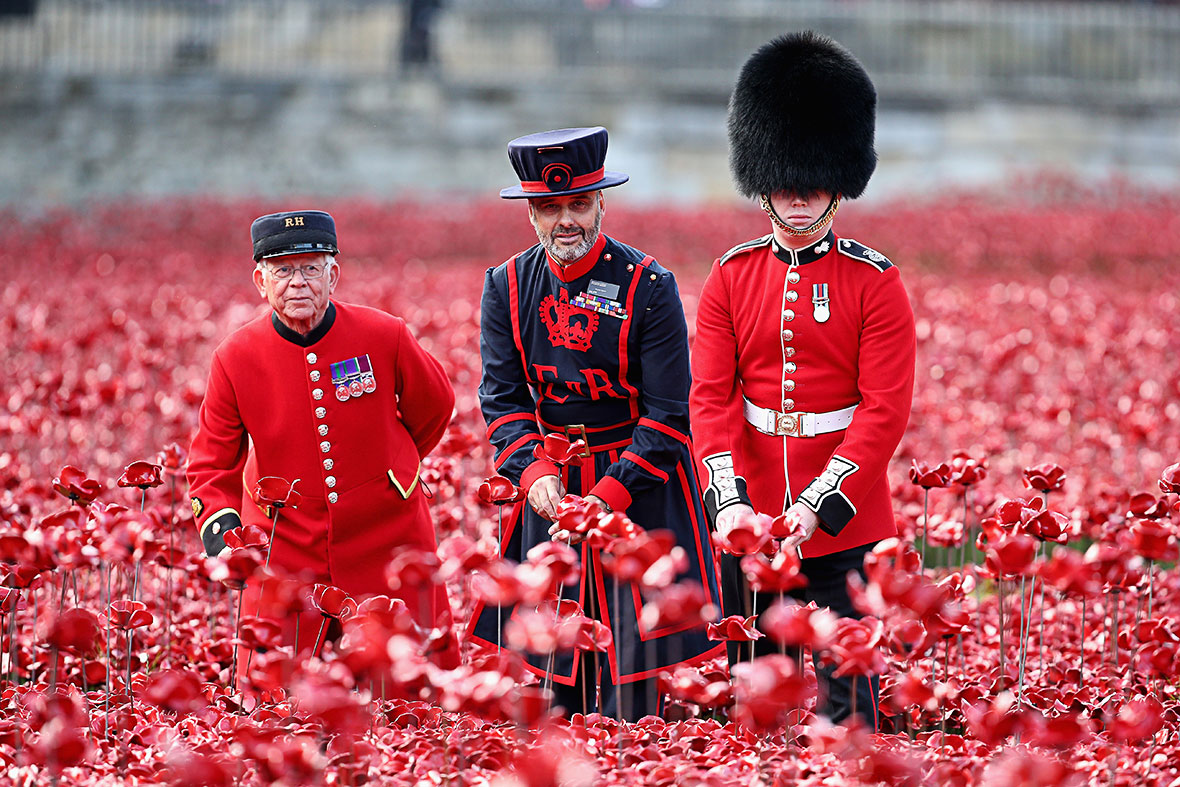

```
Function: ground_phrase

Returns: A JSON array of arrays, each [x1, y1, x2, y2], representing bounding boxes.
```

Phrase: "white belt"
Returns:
[[742, 397, 857, 438]]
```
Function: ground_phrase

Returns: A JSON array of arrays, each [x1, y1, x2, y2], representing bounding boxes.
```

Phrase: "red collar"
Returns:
[[546, 233, 607, 283]]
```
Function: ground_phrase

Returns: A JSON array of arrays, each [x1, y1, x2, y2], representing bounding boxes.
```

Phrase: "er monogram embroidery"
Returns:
[[539, 290, 599, 351]]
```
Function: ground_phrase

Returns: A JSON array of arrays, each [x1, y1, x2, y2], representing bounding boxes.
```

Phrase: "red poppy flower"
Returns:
[[471, 560, 527, 607], [1159, 462, 1180, 495], [158, 442, 186, 471], [706, 614, 763, 642], [1130, 518, 1178, 562], [1027, 509, 1070, 544], [311, 583, 356, 621], [639, 581, 717, 631], [761, 600, 839, 649], [711, 511, 772, 556], [0, 587, 25, 614], [909, 459, 952, 489], [823, 616, 887, 677], [524, 540, 581, 586], [143, 669, 207, 715], [47, 608, 102, 657], [1038, 547, 1098, 597], [985, 532, 1038, 578], [659, 665, 733, 709], [1022, 462, 1066, 493], [210, 547, 263, 591], [385, 547, 442, 591], [252, 476, 302, 509], [106, 599, 154, 631], [949, 451, 988, 486], [52, 465, 102, 505], [740, 548, 808, 593], [476, 475, 522, 505], [549, 494, 606, 544], [239, 616, 283, 652], [1128, 492, 1160, 518], [584, 511, 642, 549], [600, 530, 684, 588], [222, 523, 270, 551], [504, 608, 579, 653], [573, 617, 613, 652], [1084, 542, 1142, 591], [116, 460, 164, 490], [730, 655, 813, 731], [534, 433, 588, 466], [1107, 696, 1165, 742]]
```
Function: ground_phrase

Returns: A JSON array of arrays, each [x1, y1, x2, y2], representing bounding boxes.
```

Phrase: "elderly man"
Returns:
[[690, 33, 917, 727], [187, 210, 458, 661], [470, 127, 723, 720]]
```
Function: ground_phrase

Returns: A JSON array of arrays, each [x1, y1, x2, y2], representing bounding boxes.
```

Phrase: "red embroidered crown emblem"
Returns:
[[539, 290, 599, 351]]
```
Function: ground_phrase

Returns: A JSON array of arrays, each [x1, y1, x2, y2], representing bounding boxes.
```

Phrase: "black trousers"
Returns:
[[719, 542, 879, 728]]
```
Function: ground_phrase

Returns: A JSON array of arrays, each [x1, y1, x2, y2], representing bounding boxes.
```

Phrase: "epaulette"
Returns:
[[719, 234, 773, 266], [837, 238, 893, 272]]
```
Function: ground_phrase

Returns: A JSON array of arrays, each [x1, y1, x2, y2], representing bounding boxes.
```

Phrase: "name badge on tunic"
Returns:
[[572, 279, 628, 320], [812, 283, 830, 323], [331, 354, 377, 400]]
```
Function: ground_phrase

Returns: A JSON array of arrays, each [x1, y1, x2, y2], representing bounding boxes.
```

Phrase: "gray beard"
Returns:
[[537, 208, 603, 263]]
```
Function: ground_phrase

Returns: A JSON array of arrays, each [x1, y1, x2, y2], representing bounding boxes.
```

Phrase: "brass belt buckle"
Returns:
[[565, 424, 592, 457], [776, 412, 801, 437]]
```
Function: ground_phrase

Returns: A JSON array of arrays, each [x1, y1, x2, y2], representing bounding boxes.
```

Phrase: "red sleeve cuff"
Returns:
[[520, 459, 560, 494], [590, 475, 632, 514]]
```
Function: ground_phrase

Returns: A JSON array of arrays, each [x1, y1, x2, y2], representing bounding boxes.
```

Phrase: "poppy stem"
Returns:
[[230, 589, 244, 693], [1111, 590, 1120, 670], [1147, 559, 1155, 620], [126, 628, 134, 704], [613, 575, 622, 724], [920, 488, 929, 569], [139, 487, 146, 512], [997, 578, 1006, 689], [750, 587, 758, 664], [266, 509, 280, 569], [294, 615, 301, 657], [1016, 574, 1028, 708], [313, 616, 328, 659], [104, 564, 112, 738], [1079, 596, 1086, 688], [543, 582, 564, 702], [496, 504, 504, 652]]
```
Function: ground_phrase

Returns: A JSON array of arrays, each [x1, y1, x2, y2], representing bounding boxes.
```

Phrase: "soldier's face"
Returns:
[[252, 252, 338, 331], [528, 191, 604, 263], [769, 190, 833, 230]]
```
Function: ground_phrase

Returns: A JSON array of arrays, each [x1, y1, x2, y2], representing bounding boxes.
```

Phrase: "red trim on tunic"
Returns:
[[616, 255, 649, 419], [537, 415, 639, 433], [637, 417, 689, 445], [546, 232, 606, 283], [506, 255, 531, 381], [494, 433, 542, 469], [589, 474, 632, 513], [519, 458, 559, 493], [621, 450, 669, 483], [487, 412, 538, 439]]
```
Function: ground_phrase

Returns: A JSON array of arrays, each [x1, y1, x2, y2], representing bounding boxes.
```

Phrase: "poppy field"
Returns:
[[2, 183, 1180, 785]]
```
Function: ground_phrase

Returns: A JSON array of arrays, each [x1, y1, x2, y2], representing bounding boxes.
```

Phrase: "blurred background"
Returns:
[[2, 0, 1179, 207]]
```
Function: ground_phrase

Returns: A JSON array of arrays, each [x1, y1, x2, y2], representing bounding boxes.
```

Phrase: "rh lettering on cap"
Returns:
[[284, 216, 306, 228]]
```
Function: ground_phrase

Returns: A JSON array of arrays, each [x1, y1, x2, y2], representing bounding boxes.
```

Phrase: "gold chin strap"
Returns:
[[760, 194, 841, 237]]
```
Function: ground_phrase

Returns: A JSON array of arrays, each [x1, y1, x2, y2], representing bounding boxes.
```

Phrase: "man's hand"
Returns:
[[714, 503, 756, 539], [779, 502, 821, 553], [528, 474, 565, 521]]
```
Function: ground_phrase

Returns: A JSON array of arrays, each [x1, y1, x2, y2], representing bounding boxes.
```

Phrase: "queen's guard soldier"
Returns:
[[470, 127, 723, 720], [689, 33, 917, 727], [186, 210, 459, 663]]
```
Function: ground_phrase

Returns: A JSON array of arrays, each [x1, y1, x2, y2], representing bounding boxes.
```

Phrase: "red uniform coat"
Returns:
[[690, 230, 916, 557], [187, 301, 457, 655]]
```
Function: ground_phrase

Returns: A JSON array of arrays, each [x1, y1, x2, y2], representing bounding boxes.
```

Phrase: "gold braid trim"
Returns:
[[760, 194, 841, 237]]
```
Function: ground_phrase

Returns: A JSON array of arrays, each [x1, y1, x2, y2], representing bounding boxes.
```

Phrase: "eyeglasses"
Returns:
[[267, 262, 327, 280]]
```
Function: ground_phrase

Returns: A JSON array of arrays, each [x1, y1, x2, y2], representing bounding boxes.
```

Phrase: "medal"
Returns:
[[330, 354, 378, 400], [812, 283, 830, 323]]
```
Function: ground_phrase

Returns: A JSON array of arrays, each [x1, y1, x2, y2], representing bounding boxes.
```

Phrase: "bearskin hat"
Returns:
[[728, 31, 877, 200]]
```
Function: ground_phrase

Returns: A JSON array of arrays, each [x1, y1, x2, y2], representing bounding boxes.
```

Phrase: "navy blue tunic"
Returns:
[[471, 233, 723, 686]]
